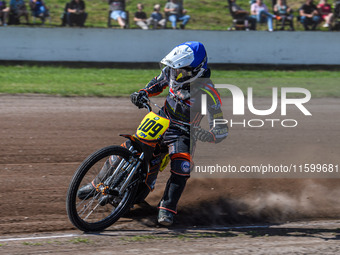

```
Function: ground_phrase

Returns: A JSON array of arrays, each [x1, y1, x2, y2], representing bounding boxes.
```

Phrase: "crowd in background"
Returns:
[[0, 0, 190, 28], [1, 0, 340, 31], [230, 0, 340, 31], [0, 0, 50, 25]]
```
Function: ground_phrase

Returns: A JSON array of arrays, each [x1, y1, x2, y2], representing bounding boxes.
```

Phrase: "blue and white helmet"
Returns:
[[160, 41, 208, 91]]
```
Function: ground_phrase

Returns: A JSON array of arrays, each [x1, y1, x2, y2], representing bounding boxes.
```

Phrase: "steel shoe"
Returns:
[[77, 182, 97, 200], [157, 209, 174, 226]]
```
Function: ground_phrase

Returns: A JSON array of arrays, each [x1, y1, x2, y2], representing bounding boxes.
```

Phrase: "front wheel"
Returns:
[[66, 146, 138, 232]]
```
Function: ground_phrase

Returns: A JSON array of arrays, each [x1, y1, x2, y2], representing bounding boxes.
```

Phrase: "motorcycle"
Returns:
[[66, 97, 191, 232]]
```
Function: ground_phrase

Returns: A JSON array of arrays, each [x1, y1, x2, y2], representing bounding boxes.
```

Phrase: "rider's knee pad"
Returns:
[[170, 153, 192, 177]]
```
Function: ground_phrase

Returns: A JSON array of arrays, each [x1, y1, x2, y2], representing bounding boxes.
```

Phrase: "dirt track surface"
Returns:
[[0, 94, 340, 254]]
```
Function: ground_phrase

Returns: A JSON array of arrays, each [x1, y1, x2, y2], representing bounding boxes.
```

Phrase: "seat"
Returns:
[[333, 1, 340, 31], [8, 2, 29, 25], [164, 11, 179, 29], [29, 0, 51, 25], [272, 0, 294, 31], [107, 10, 129, 28], [107, 0, 129, 28], [60, 3, 69, 26], [0, 1, 9, 25], [164, 0, 184, 29], [227, 0, 249, 30], [8, 8, 22, 25]]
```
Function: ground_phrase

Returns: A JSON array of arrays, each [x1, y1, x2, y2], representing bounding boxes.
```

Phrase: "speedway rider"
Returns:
[[130, 41, 228, 226]]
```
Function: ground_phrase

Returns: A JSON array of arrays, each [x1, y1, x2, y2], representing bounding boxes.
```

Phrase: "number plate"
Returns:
[[136, 112, 170, 141]]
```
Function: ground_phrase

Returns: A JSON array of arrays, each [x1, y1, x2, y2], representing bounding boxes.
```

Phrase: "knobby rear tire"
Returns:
[[66, 146, 137, 232]]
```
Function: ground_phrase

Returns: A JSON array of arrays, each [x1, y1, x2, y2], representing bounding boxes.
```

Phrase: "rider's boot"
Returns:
[[77, 181, 97, 200], [157, 173, 188, 226], [77, 155, 121, 199]]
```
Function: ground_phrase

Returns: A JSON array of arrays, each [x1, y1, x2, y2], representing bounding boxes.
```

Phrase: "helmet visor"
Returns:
[[170, 67, 193, 84]]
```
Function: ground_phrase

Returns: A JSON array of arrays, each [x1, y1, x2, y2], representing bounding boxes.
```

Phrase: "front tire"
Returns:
[[66, 146, 138, 232]]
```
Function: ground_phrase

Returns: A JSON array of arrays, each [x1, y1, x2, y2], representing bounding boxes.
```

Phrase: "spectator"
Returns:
[[250, 0, 278, 32], [108, 0, 127, 29], [29, 0, 49, 24], [134, 3, 148, 29], [299, 0, 321, 30], [230, 0, 256, 30], [273, 0, 294, 31], [67, 0, 87, 27], [148, 3, 166, 29], [317, 0, 333, 28], [10, 0, 29, 24], [164, 0, 190, 29], [0, 0, 9, 25]]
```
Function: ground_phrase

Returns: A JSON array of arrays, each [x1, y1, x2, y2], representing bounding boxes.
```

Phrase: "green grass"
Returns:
[[213, 70, 340, 97], [20, 0, 328, 31], [121, 235, 162, 242], [22, 241, 43, 246], [68, 237, 92, 244], [0, 65, 339, 97], [121, 231, 236, 242], [0, 66, 154, 96]]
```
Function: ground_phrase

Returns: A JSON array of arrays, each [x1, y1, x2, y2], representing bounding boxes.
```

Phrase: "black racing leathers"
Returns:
[[140, 67, 228, 213], [140, 67, 228, 144]]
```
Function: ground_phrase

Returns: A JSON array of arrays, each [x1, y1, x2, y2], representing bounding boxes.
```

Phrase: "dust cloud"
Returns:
[[145, 179, 340, 226]]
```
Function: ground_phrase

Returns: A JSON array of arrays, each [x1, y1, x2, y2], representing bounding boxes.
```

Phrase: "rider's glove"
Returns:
[[194, 127, 215, 142], [130, 90, 148, 109]]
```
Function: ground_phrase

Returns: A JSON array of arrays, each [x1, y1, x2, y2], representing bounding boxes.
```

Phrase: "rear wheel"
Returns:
[[66, 146, 138, 232]]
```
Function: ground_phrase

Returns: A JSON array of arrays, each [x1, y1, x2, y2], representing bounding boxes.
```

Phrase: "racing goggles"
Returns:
[[169, 67, 193, 84]]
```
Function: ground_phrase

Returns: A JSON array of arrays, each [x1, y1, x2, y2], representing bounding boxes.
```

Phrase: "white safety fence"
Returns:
[[0, 27, 339, 65]]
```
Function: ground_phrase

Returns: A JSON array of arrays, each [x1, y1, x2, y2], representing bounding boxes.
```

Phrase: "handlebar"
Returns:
[[141, 97, 191, 135], [143, 102, 152, 112], [138, 96, 211, 140], [141, 96, 152, 112]]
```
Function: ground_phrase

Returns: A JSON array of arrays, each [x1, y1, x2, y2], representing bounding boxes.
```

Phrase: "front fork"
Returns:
[[96, 146, 145, 199], [118, 150, 144, 194]]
